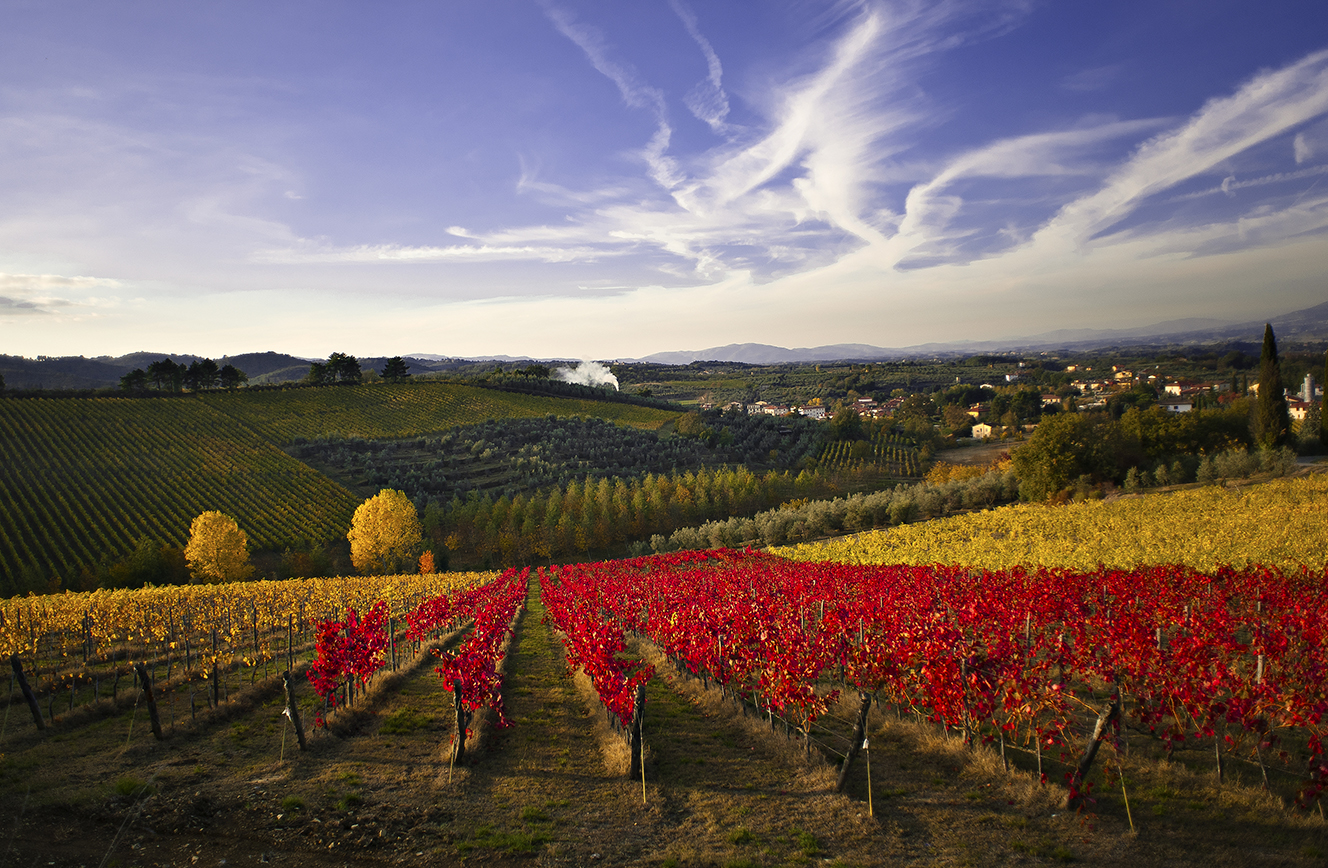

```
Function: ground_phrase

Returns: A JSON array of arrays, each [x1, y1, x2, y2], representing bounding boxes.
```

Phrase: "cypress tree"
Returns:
[[1320, 350, 1328, 444], [1253, 323, 1291, 450]]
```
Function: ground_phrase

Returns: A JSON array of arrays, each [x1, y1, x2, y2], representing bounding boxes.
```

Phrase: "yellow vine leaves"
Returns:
[[774, 472, 1328, 572], [348, 488, 423, 575]]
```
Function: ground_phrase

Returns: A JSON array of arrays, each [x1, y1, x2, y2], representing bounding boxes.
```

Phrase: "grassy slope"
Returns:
[[200, 381, 677, 443], [0, 396, 360, 585], [774, 470, 1328, 571], [0, 383, 679, 588]]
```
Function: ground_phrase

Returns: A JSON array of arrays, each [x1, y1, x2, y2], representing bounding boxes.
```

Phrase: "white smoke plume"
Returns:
[[553, 360, 620, 391]]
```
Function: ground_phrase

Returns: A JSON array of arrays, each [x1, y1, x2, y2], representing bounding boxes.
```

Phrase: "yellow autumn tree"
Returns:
[[348, 489, 422, 575], [184, 511, 255, 583]]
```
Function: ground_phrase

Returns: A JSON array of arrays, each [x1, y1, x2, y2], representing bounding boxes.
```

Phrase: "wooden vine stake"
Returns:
[[282, 671, 307, 752], [1067, 693, 1120, 809], [628, 683, 647, 799], [835, 692, 874, 793], [1120, 763, 1136, 833], [131, 663, 163, 741], [865, 735, 873, 817], [451, 681, 473, 778], [10, 655, 45, 732]]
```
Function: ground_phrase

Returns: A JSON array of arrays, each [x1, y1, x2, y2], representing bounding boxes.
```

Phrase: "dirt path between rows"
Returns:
[[4, 577, 1326, 867]]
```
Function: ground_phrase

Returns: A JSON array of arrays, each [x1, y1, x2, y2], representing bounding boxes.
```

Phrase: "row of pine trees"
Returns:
[[422, 463, 878, 567]]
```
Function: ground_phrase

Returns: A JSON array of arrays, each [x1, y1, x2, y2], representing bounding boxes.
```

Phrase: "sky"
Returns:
[[2, 0, 1328, 361]]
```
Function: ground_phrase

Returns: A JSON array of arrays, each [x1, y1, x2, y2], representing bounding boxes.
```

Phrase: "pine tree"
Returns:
[[380, 356, 411, 383], [1253, 323, 1291, 451]]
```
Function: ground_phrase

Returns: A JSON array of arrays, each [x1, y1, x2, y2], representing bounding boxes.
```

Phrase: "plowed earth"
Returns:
[[2, 581, 1324, 867]]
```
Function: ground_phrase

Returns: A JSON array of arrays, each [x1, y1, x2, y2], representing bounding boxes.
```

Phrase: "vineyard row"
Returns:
[[546, 550, 1328, 807]]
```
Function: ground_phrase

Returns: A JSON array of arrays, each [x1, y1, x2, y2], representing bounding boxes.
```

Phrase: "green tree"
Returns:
[[675, 410, 711, 440], [1012, 413, 1119, 501], [304, 361, 330, 385], [1253, 323, 1291, 450], [942, 404, 973, 434], [107, 538, 189, 588], [146, 358, 183, 391], [517, 363, 551, 379], [184, 511, 254, 583], [182, 359, 220, 391], [380, 356, 411, 383], [328, 352, 363, 385], [1320, 350, 1328, 444], [894, 393, 938, 423], [829, 406, 864, 440], [218, 364, 247, 389], [119, 368, 148, 391], [988, 387, 1042, 425], [348, 488, 422, 574]]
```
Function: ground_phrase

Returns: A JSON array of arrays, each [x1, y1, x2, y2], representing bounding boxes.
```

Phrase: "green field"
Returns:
[[0, 383, 680, 591], [201, 381, 677, 443]]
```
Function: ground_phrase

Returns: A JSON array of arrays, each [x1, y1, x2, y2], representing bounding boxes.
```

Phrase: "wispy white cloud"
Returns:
[[856, 44, 1328, 283], [540, 0, 683, 191], [682, 9, 884, 212], [0, 272, 123, 317], [6, 1, 1326, 359], [1043, 47, 1328, 246], [510, 3, 971, 277], [881, 118, 1166, 263], [1061, 63, 1125, 93], [1166, 164, 1328, 202], [1292, 117, 1328, 164], [669, 0, 731, 134], [254, 241, 630, 265]]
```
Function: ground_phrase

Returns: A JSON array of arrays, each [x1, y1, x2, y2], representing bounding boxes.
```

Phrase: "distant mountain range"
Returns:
[[3, 300, 1326, 389], [632, 300, 1328, 364]]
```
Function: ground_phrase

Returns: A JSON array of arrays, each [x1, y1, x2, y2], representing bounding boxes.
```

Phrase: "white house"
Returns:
[[971, 422, 994, 439]]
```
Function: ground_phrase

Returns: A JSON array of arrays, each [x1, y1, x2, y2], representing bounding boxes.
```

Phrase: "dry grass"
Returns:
[[5, 581, 1328, 867], [632, 634, 839, 793], [567, 654, 634, 776]]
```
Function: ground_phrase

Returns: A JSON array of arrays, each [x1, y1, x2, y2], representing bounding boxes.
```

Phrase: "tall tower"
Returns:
[[1304, 372, 1317, 403]]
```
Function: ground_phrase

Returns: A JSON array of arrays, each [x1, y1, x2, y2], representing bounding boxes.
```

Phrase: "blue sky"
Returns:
[[2, 0, 1327, 360]]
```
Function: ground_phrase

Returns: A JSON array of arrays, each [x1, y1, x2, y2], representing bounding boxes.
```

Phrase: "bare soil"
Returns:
[[942, 441, 1012, 467], [2, 580, 1325, 867]]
